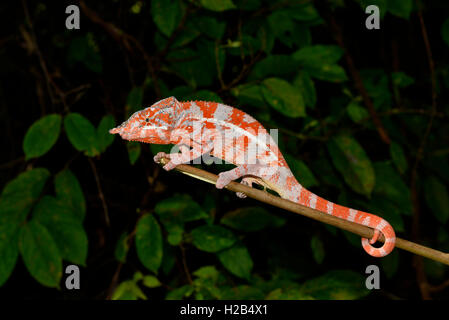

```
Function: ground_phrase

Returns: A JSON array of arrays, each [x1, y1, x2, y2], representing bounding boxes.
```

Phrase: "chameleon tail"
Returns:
[[283, 184, 396, 257]]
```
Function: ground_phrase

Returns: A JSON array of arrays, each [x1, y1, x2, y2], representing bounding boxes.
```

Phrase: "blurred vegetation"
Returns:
[[0, 0, 449, 300]]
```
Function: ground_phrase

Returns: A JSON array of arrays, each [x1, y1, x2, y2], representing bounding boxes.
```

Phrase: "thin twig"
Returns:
[[179, 242, 193, 285], [21, 0, 69, 112], [157, 157, 449, 266], [327, 14, 391, 145], [88, 157, 110, 227], [79, 0, 161, 98], [409, 1, 439, 300]]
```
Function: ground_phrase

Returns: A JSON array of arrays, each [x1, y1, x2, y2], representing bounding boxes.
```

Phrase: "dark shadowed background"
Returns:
[[0, 0, 448, 300]]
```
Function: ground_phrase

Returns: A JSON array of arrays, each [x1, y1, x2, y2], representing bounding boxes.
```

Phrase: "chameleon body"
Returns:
[[110, 97, 396, 257]]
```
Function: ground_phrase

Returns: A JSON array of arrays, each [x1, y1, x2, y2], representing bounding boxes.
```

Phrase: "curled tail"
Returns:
[[280, 182, 396, 257], [297, 187, 395, 257]]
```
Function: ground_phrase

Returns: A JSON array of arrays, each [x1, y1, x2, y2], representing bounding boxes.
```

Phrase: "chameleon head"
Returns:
[[109, 96, 181, 144]]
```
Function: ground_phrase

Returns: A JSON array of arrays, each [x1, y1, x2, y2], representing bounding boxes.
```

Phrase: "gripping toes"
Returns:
[[236, 178, 253, 198], [216, 172, 233, 189], [154, 152, 170, 164]]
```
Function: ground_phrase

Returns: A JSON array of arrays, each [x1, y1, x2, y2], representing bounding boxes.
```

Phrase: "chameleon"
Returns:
[[109, 96, 396, 257]]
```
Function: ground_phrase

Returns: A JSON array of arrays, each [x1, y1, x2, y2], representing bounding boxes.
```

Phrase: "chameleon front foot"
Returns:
[[153, 151, 170, 164], [216, 172, 233, 189], [153, 152, 179, 171]]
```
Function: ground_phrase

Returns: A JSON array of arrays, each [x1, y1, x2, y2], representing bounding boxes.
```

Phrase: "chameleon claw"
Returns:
[[163, 160, 179, 171], [154, 152, 170, 164], [236, 178, 253, 198], [236, 192, 247, 198], [216, 172, 232, 189]]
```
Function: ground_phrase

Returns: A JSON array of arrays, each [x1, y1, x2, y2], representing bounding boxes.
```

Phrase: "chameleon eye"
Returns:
[[145, 118, 149, 122]]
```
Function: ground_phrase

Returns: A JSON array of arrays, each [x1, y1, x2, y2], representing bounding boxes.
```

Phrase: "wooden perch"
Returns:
[[158, 158, 449, 266]]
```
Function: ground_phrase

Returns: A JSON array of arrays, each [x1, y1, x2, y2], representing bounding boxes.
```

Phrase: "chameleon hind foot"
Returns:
[[236, 177, 255, 198]]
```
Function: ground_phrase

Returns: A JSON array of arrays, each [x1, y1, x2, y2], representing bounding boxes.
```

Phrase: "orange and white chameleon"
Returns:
[[110, 96, 396, 257]]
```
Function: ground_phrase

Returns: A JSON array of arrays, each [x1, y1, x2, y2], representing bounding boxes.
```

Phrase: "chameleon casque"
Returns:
[[110, 96, 396, 257]]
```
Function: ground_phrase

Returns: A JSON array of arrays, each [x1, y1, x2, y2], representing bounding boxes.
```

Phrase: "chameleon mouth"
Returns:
[[109, 127, 121, 134]]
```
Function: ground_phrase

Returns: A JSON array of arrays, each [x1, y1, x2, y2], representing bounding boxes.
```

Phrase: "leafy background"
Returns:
[[0, 0, 448, 300]]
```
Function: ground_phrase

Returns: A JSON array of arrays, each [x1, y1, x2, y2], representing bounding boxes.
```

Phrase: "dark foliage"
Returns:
[[0, 0, 449, 300]]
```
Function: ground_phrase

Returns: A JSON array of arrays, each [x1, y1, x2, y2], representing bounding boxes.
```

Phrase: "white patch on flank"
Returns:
[[361, 216, 371, 226], [348, 209, 358, 222], [326, 202, 333, 215], [309, 194, 317, 209], [376, 219, 388, 231], [385, 237, 396, 243]]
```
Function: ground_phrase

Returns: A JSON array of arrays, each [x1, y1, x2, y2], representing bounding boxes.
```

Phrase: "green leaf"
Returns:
[[248, 55, 299, 80], [298, 270, 369, 299], [142, 275, 162, 288], [166, 284, 194, 300], [327, 135, 375, 197], [54, 169, 86, 221], [32, 196, 88, 265], [218, 245, 253, 279], [372, 162, 412, 215], [308, 64, 347, 82], [126, 87, 144, 117], [424, 176, 449, 224], [391, 71, 414, 88], [267, 10, 294, 39], [127, 141, 141, 165], [155, 194, 209, 224], [19, 220, 62, 287], [261, 78, 305, 118], [0, 222, 20, 287], [266, 288, 312, 300], [112, 280, 147, 300], [293, 45, 347, 82], [293, 71, 316, 109], [442, 18, 449, 47], [284, 155, 318, 188], [115, 232, 129, 263], [23, 114, 62, 160], [221, 285, 265, 299], [191, 225, 237, 253], [64, 113, 99, 157], [346, 102, 369, 123], [193, 16, 226, 39], [193, 265, 219, 280], [293, 45, 344, 65], [97, 114, 115, 153], [230, 83, 265, 107], [135, 214, 163, 273], [200, 0, 236, 12], [220, 207, 285, 232], [67, 34, 103, 73], [151, 0, 183, 37], [389, 142, 408, 174], [288, 2, 320, 21], [0, 168, 50, 223], [387, 0, 413, 20], [310, 235, 325, 264]]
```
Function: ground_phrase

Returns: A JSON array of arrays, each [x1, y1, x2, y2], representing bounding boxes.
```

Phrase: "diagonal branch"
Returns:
[[157, 157, 449, 266]]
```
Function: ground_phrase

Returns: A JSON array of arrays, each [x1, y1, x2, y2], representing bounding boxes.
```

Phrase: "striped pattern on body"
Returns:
[[110, 97, 396, 258]]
